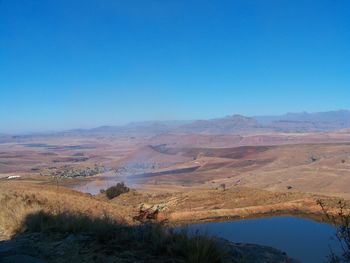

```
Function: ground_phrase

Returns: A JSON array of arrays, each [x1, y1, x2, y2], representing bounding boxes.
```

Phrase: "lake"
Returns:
[[188, 216, 340, 263], [22, 143, 95, 150]]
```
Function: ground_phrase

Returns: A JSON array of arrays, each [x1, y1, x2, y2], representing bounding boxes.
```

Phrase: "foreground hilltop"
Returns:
[[0, 181, 311, 263]]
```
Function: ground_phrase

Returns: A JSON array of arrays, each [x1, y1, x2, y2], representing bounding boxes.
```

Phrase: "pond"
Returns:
[[188, 216, 340, 263], [21, 143, 95, 150]]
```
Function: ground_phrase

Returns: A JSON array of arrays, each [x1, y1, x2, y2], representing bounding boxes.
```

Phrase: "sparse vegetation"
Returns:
[[105, 182, 130, 199]]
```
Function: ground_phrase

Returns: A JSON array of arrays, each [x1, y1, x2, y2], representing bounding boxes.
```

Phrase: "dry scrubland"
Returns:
[[1, 134, 350, 230], [1, 131, 350, 261], [1, 133, 350, 224]]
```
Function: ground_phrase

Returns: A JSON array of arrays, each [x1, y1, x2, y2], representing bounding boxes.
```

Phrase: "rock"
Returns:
[[6, 176, 21, 180], [0, 255, 46, 263], [133, 203, 167, 222], [0, 232, 299, 263], [0, 240, 18, 254], [217, 239, 300, 263], [0, 234, 50, 262], [52, 235, 76, 256]]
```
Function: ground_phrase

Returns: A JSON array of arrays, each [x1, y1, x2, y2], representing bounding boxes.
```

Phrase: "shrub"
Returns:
[[310, 156, 318, 162], [105, 182, 129, 199], [317, 199, 350, 262], [220, 184, 226, 191]]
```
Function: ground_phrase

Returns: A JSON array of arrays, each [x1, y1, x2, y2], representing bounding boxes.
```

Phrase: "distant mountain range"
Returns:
[[168, 110, 350, 134], [2, 110, 350, 139], [66, 110, 350, 135], [255, 110, 350, 133], [175, 115, 263, 134]]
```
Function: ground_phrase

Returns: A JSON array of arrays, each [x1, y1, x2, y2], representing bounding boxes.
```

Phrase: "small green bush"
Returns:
[[105, 182, 129, 199]]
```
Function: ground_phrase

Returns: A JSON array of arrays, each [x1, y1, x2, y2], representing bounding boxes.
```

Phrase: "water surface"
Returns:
[[22, 143, 95, 150], [188, 216, 340, 263]]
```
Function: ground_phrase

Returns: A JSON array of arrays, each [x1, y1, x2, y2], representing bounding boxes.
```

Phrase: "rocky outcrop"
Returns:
[[0, 233, 299, 263], [224, 240, 300, 263], [133, 203, 167, 222]]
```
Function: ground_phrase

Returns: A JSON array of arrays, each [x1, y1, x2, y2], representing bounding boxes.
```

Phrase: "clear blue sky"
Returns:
[[1, 0, 349, 133]]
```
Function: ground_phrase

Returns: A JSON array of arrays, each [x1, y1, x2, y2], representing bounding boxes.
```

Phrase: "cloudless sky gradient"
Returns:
[[1, 0, 349, 132]]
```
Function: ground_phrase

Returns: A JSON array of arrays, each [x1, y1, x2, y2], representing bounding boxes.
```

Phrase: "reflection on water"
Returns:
[[72, 177, 110, 195], [188, 216, 339, 263]]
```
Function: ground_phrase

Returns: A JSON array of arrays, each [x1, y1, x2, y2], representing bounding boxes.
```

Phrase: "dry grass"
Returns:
[[0, 188, 42, 237], [0, 181, 231, 262], [0, 181, 130, 238]]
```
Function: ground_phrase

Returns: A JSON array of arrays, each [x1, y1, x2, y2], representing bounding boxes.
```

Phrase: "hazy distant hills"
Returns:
[[71, 110, 350, 135], [169, 110, 350, 134], [255, 110, 350, 133], [1, 110, 350, 140], [176, 115, 264, 134], [73, 121, 192, 136]]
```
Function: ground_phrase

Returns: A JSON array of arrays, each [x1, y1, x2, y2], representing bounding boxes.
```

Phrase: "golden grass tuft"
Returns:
[[0, 188, 42, 237], [0, 181, 129, 238]]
